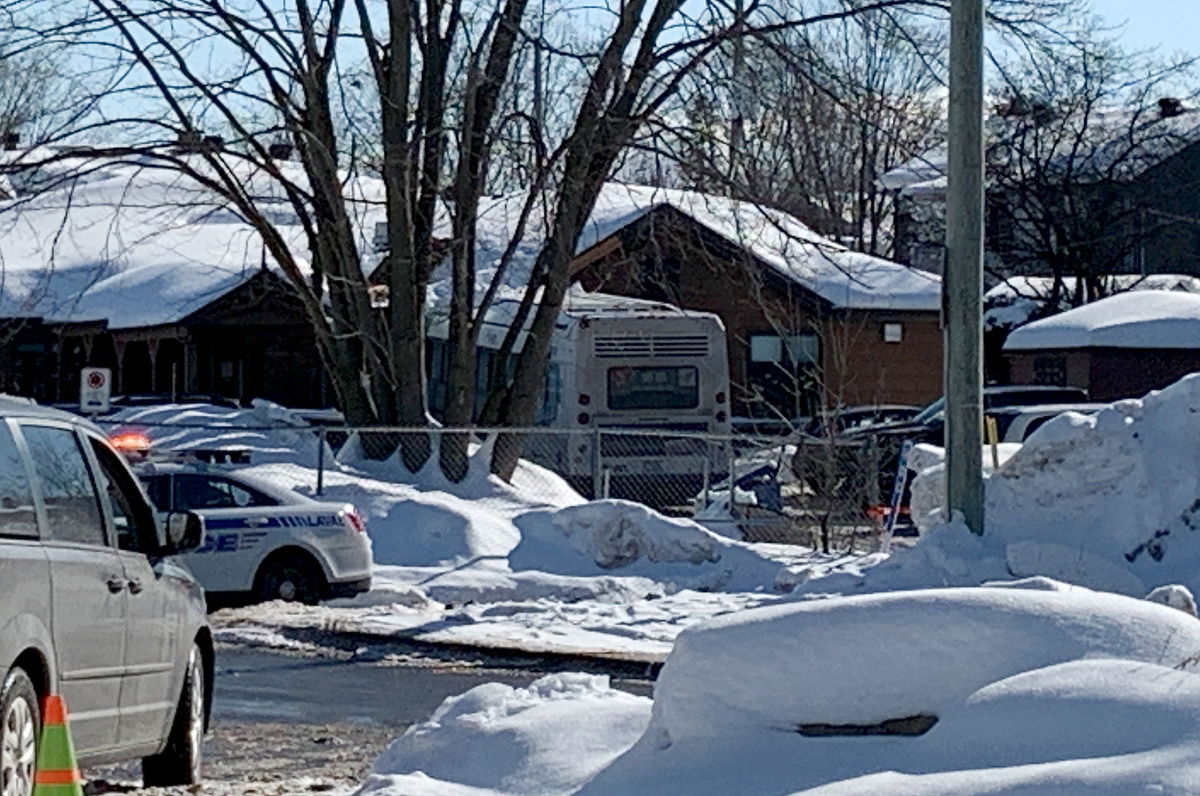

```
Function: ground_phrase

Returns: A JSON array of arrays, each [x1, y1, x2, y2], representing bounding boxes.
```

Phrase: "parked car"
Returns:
[[844, 385, 1091, 448], [0, 398, 210, 793], [135, 462, 373, 606], [989, 403, 1109, 443], [804, 405, 922, 438]]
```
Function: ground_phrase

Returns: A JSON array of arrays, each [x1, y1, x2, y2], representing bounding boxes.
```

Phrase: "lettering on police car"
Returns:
[[193, 531, 267, 555], [190, 513, 344, 554]]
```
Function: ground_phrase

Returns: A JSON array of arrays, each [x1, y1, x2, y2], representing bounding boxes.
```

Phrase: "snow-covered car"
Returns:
[[988, 402, 1109, 443], [134, 462, 372, 605]]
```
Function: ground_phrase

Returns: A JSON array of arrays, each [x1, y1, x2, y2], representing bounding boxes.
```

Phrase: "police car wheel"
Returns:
[[1, 668, 38, 796], [142, 644, 205, 787], [255, 554, 324, 605]]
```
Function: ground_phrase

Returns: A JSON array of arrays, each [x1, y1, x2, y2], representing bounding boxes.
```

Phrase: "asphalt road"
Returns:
[[87, 643, 655, 795]]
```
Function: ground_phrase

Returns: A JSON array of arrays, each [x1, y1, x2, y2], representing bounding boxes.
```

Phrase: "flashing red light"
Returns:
[[716, 411, 727, 423], [578, 393, 591, 406], [577, 412, 591, 425], [110, 432, 152, 452], [715, 392, 726, 404]]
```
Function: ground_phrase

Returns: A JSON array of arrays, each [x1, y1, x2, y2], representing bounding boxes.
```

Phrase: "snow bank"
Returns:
[[511, 500, 788, 591], [650, 585, 1200, 741], [820, 373, 1200, 598], [356, 674, 650, 796], [354, 584, 1200, 796]]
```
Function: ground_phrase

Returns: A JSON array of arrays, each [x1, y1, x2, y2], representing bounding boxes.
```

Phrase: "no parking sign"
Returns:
[[80, 367, 112, 414]]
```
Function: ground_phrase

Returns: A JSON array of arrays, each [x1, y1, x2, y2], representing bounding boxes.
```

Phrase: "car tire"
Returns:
[[1, 667, 39, 796], [255, 553, 324, 605], [142, 644, 205, 787]]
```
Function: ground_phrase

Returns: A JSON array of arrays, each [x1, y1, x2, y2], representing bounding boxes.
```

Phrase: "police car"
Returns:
[[134, 462, 372, 605]]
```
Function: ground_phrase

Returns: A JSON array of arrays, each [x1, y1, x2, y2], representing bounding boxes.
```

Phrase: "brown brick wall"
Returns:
[[821, 312, 944, 407], [1007, 347, 1200, 401]]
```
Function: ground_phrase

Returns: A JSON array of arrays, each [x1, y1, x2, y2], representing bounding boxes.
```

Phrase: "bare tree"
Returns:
[[984, 34, 1200, 309], [676, 9, 944, 257], [4, 0, 1076, 484]]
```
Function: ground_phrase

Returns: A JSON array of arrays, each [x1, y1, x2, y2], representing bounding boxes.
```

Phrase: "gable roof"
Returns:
[[1004, 290, 1200, 351], [444, 183, 940, 312], [0, 154, 385, 329]]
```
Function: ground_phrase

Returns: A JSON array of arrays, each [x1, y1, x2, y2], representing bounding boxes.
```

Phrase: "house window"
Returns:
[[1033, 355, 1067, 386], [882, 323, 904, 343], [746, 332, 821, 420]]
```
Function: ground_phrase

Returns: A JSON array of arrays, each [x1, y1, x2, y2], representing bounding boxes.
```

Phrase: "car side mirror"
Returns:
[[162, 511, 205, 555]]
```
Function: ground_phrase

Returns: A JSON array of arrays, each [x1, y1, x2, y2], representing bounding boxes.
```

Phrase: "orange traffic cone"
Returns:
[[32, 695, 83, 796]]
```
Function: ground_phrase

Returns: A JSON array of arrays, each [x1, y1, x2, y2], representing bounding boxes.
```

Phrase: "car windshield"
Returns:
[[911, 397, 945, 425]]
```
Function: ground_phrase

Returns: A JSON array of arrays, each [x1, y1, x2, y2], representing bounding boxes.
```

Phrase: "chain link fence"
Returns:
[[94, 415, 895, 551]]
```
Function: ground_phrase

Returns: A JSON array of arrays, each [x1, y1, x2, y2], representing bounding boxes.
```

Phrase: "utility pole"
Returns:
[[944, 0, 985, 534]]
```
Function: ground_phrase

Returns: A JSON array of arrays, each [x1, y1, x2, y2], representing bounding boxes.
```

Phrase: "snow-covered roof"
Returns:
[[0, 153, 385, 329], [985, 274, 1200, 331], [447, 183, 941, 312], [1004, 290, 1200, 350]]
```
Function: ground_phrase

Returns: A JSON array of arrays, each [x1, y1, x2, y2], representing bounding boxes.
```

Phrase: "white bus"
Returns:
[[426, 288, 731, 492]]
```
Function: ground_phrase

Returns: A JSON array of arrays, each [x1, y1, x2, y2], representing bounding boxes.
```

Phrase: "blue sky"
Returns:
[[1091, 0, 1200, 56]]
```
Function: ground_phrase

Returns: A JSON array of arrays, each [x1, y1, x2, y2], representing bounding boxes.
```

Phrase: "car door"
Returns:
[[18, 422, 126, 757], [171, 473, 277, 592], [84, 436, 183, 749]]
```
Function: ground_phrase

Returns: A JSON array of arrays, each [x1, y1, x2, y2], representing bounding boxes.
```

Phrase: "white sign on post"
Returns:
[[80, 367, 112, 415]]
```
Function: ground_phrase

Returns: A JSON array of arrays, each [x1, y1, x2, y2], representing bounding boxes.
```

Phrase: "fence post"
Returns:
[[727, 441, 737, 520], [591, 426, 602, 500], [316, 427, 326, 497]]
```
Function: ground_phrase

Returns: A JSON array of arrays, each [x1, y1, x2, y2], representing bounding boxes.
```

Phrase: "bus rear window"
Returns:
[[607, 366, 699, 410]]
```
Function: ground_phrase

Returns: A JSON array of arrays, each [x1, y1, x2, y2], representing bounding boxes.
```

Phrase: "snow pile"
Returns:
[[105, 401, 333, 466], [819, 373, 1200, 598], [354, 584, 1200, 795], [511, 500, 788, 591], [357, 674, 651, 796], [648, 585, 1200, 738]]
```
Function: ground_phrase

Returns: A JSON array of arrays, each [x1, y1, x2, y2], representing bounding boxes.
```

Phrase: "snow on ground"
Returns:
[[354, 583, 1200, 795], [794, 373, 1200, 599], [127, 403, 818, 660], [357, 674, 651, 796]]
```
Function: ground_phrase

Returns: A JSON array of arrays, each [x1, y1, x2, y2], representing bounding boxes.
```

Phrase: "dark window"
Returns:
[[746, 332, 821, 420], [88, 438, 158, 553], [173, 474, 276, 510], [21, 425, 105, 546], [0, 423, 37, 538], [607, 366, 699, 410], [142, 475, 169, 511], [1031, 358, 1068, 387]]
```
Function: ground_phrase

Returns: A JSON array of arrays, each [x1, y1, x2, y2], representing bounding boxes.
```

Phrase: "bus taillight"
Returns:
[[577, 412, 591, 425], [716, 391, 726, 404], [578, 393, 591, 405]]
